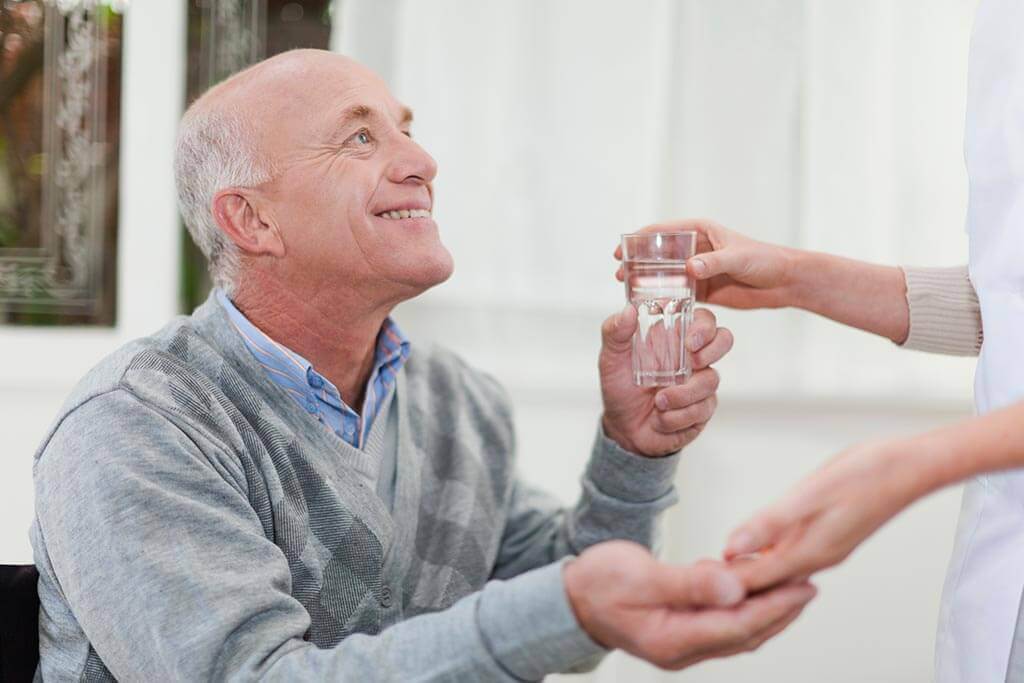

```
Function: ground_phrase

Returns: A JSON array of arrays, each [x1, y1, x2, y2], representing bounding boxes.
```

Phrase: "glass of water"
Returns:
[[621, 231, 697, 387]]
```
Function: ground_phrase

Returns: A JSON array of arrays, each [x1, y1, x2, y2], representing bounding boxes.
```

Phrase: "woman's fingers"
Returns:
[[616, 219, 733, 284], [616, 219, 727, 263], [724, 501, 805, 561], [729, 544, 827, 595]]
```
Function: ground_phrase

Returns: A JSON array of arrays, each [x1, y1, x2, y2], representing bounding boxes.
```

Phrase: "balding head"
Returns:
[[175, 49, 450, 305], [174, 51, 383, 294]]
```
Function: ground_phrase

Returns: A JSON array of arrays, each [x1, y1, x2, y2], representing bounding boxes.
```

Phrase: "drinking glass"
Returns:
[[620, 231, 697, 387]]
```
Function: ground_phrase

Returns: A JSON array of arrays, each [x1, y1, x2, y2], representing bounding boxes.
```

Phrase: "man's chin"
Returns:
[[392, 249, 454, 297], [418, 250, 456, 288]]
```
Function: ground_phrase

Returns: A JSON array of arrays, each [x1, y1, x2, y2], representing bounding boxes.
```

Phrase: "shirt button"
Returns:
[[380, 584, 392, 608], [305, 399, 317, 413], [308, 374, 324, 389]]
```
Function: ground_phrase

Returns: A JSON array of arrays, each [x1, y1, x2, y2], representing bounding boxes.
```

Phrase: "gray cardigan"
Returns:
[[31, 292, 681, 681]]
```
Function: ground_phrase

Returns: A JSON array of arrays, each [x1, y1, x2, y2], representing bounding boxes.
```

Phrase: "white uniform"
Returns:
[[935, 1, 1024, 680]]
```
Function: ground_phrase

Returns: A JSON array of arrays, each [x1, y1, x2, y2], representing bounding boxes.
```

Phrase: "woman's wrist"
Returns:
[[780, 249, 827, 311], [780, 250, 910, 342], [880, 432, 958, 505]]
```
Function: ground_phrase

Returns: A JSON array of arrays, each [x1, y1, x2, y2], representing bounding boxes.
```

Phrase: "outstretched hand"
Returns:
[[722, 440, 922, 593], [564, 541, 817, 670], [615, 219, 800, 310]]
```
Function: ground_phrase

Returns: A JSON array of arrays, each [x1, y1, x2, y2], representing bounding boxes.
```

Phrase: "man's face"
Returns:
[[251, 53, 453, 304]]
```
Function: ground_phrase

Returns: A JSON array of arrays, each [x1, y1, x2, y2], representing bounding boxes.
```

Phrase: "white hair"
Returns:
[[174, 103, 273, 297]]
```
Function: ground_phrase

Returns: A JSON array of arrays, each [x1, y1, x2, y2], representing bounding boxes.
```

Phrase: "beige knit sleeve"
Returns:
[[899, 265, 982, 356]]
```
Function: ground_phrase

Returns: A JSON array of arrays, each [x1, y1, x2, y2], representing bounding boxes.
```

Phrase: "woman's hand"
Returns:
[[615, 218, 910, 341], [615, 219, 801, 309], [722, 439, 926, 593]]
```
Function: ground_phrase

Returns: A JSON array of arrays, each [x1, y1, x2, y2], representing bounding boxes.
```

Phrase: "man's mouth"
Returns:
[[374, 208, 432, 220]]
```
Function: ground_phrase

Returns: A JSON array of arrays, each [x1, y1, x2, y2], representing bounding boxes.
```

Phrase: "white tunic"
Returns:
[[935, 1, 1024, 680]]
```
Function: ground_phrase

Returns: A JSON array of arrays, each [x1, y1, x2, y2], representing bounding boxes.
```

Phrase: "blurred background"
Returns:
[[0, 0, 981, 680]]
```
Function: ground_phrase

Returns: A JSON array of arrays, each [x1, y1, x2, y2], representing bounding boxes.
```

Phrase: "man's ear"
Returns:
[[211, 188, 286, 258]]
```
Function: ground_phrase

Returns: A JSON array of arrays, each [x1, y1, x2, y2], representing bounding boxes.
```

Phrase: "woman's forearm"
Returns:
[[895, 402, 1024, 500], [783, 250, 910, 344]]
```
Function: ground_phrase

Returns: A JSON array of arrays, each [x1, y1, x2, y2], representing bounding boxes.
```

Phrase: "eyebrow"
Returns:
[[337, 104, 374, 130], [335, 104, 414, 132]]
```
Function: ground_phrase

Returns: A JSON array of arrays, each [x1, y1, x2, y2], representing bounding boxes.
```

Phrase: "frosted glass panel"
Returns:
[[0, 0, 123, 325]]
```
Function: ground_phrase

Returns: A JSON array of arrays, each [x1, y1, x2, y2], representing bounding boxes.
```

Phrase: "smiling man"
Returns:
[[29, 50, 814, 681]]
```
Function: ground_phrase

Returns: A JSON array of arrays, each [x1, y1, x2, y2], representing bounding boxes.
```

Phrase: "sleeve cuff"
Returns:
[[584, 424, 681, 503], [476, 559, 607, 680], [900, 265, 982, 357]]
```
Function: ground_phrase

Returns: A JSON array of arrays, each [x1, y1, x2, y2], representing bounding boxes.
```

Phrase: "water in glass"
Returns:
[[623, 259, 693, 386]]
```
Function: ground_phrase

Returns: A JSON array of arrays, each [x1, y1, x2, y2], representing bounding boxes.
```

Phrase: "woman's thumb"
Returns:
[[687, 248, 748, 281]]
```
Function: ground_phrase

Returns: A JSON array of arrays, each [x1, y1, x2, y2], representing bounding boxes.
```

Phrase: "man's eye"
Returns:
[[352, 130, 371, 145]]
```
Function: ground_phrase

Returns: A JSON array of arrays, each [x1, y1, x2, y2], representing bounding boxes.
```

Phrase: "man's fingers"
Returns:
[[654, 368, 719, 411], [741, 602, 809, 651], [654, 396, 717, 434], [686, 308, 717, 352], [600, 304, 638, 354], [691, 327, 733, 369], [673, 601, 811, 668], [654, 562, 745, 609], [680, 582, 816, 651]]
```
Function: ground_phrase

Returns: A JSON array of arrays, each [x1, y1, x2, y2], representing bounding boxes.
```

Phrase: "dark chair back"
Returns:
[[0, 565, 40, 683]]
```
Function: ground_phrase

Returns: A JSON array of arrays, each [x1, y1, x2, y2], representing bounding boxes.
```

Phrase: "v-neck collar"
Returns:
[[189, 292, 396, 550]]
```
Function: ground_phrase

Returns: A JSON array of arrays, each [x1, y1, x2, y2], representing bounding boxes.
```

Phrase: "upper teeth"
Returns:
[[379, 209, 431, 219]]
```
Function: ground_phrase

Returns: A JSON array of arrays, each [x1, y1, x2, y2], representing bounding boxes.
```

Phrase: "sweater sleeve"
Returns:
[[491, 424, 679, 581], [33, 390, 603, 682], [899, 265, 983, 357]]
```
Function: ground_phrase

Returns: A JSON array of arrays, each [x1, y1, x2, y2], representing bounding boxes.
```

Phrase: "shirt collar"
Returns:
[[214, 287, 410, 398], [216, 288, 314, 376]]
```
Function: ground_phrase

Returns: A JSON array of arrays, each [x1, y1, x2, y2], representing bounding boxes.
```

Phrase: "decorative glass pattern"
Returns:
[[0, 0, 122, 325]]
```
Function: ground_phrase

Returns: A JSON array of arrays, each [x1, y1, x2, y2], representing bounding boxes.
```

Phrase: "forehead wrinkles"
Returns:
[[235, 73, 407, 165]]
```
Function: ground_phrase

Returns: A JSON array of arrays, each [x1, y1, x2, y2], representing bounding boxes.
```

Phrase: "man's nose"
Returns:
[[387, 134, 438, 186]]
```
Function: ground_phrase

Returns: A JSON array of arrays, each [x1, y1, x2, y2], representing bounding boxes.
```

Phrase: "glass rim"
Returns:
[[620, 230, 697, 240]]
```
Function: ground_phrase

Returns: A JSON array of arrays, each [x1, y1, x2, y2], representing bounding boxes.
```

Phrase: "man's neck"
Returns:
[[231, 275, 394, 410]]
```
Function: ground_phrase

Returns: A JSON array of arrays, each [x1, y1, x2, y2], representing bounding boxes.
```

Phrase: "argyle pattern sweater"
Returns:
[[31, 292, 681, 681]]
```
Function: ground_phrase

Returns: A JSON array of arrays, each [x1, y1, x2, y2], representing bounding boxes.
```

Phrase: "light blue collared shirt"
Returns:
[[215, 289, 409, 449]]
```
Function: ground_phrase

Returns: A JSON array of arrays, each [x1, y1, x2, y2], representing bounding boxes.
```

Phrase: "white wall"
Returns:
[[373, 1, 982, 679]]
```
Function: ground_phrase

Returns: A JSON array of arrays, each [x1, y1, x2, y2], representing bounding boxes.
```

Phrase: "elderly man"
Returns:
[[30, 50, 813, 681]]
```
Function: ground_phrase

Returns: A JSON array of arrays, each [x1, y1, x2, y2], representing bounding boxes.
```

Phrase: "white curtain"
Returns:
[[336, 0, 978, 403], [335, 4, 980, 679]]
